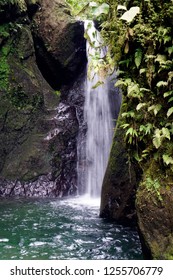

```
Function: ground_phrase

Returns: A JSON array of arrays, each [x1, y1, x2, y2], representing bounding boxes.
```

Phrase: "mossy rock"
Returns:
[[0, 21, 58, 181], [136, 159, 173, 259], [100, 102, 137, 223]]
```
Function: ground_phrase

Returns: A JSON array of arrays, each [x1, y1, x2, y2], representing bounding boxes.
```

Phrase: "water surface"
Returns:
[[0, 196, 143, 260]]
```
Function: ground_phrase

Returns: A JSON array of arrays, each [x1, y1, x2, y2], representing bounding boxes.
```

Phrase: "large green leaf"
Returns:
[[136, 103, 146, 111], [135, 48, 143, 68], [167, 107, 173, 117], [117, 5, 127, 11], [153, 129, 162, 149], [120, 7, 140, 23], [162, 127, 171, 140], [163, 154, 173, 165], [164, 91, 173, 98], [148, 104, 162, 116], [90, 3, 109, 17], [156, 81, 168, 87]]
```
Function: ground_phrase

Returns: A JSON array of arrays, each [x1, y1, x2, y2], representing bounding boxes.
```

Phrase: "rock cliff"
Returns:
[[0, 0, 86, 197]]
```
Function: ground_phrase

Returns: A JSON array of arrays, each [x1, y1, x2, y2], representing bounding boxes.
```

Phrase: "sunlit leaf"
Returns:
[[162, 127, 171, 140], [156, 81, 168, 87], [114, 79, 126, 87], [91, 3, 109, 17], [92, 80, 104, 89], [164, 91, 173, 98], [168, 97, 173, 103], [89, 2, 97, 7], [136, 103, 146, 111], [148, 104, 162, 116], [153, 129, 162, 149], [155, 54, 167, 64], [139, 68, 146, 74], [120, 7, 140, 23], [163, 154, 173, 165], [121, 123, 130, 129], [167, 107, 173, 117], [128, 83, 139, 96], [117, 5, 127, 11], [167, 46, 173, 55]]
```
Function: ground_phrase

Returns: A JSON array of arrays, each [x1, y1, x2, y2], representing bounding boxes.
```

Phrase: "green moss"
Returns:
[[0, 45, 10, 91], [0, 24, 10, 39], [151, 235, 173, 260], [0, 0, 27, 11]]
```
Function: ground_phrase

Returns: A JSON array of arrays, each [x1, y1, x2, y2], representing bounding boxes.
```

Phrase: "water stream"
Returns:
[[77, 21, 114, 197]]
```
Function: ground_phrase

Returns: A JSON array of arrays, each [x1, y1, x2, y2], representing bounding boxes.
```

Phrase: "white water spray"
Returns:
[[78, 21, 114, 198]]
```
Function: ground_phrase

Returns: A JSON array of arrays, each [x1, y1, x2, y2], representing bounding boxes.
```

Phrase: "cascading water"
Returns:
[[77, 21, 114, 198]]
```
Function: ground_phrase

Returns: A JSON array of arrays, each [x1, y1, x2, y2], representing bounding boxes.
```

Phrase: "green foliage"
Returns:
[[134, 48, 143, 69], [0, 24, 10, 39], [0, 45, 10, 91], [0, 0, 27, 10], [163, 154, 173, 166], [145, 176, 163, 203], [65, 0, 89, 16], [66, 0, 109, 20], [101, 0, 173, 179], [7, 84, 42, 110], [167, 107, 173, 118]]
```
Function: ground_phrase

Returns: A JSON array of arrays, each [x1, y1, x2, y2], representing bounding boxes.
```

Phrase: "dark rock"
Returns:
[[0, 1, 27, 24], [32, 0, 86, 89], [100, 109, 138, 224], [0, 0, 86, 198], [25, 0, 41, 19], [60, 70, 86, 194]]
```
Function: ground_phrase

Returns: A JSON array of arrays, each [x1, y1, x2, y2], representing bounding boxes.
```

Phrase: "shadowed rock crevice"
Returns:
[[32, 0, 86, 89]]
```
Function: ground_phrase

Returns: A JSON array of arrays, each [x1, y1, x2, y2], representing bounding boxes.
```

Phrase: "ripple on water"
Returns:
[[0, 197, 143, 260]]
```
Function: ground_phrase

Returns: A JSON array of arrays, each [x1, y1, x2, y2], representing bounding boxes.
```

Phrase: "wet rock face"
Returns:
[[0, 101, 79, 198], [100, 112, 138, 225], [47, 102, 79, 197], [32, 0, 86, 89], [0, 0, 86, 197]]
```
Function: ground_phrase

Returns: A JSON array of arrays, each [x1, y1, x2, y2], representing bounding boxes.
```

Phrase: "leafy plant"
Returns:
[[119, 6, 140, 23], [66, 0, 109, 20], [103, 0, 173, 169], [145, 176, 163, 203]]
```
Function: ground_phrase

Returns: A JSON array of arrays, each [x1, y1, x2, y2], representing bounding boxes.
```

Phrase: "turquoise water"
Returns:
[[0, 196, 143, 260]]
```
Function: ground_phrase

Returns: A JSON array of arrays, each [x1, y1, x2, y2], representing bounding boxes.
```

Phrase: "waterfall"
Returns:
[[77, 20, 114, 198]]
